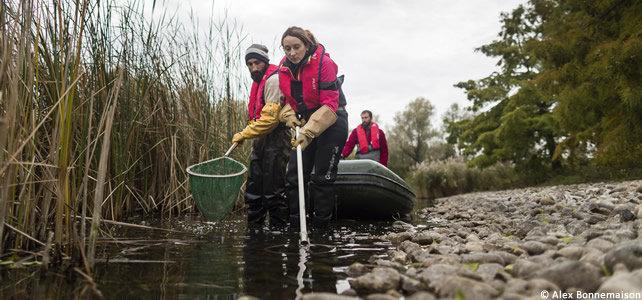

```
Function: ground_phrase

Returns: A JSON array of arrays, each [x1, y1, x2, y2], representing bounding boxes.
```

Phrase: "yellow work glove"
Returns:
[[232, 133, 245, 145], [292, 105, 338, 150], [278, 103, 305, 129], [232, 103, 281, 145]]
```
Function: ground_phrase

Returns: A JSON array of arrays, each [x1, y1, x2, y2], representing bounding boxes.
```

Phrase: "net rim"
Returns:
[[185, 157, 248, 178]]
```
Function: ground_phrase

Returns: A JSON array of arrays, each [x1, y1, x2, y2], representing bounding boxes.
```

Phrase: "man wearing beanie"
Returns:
[[232, 44, 291, 229]]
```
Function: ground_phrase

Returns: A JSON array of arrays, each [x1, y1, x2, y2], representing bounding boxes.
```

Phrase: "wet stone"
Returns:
[[302, 293, 360, 300], [603, 241, 642, 273], [554, 246, 585, 260], [430, 275, 499, 300], [534, 261, 601, 292], [511, 259, 545, 278], [350, 267, 401, 294], [412, 231, 445, 245], [521, 241, 550, 255], [461, 252, 505, 265], [585, 238, 615, 253], [598, 268, 642, 294], [504, 278, 560, 298], [405, 292, 437, 300], [579, 248, 605, 268], [399, 274, 424, 294], [347, 263, 369, 277], [476, 263, 505, 282]]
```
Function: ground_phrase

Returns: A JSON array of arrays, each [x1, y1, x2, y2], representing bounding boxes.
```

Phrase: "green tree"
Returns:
[[388, 97, 440, 177], [448, 0, 642, 180], [448, 3, 559, 178], [531, 0, 642, 171]]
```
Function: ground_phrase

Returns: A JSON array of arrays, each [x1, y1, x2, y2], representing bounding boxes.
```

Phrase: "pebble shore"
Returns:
[[305, 180, 642, 300]]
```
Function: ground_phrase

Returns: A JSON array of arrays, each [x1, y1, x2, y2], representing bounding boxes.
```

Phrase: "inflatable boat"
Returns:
[[334, 159, 416, 220]]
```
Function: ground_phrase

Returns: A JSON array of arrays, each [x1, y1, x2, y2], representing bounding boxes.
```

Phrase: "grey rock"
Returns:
[[521, 241, 550, 255], [340, 288, 358, 297], [405, 292, 437, 300], [374, 259, 406, 273], [585, 238, 615, 253], [504, 278, 560, 297], [621, 209, 637, 222], [463, 241, 485, 253], [350, 267, 401, 293], [513, 220, 541, 238], [392, 220, 414, 230], [364, 293, 397, 300], [412, 231, 445, 245], [476, 263, 505, 282], [598, 268, 642, 294], [512, 259, 545, 278], [387, 250, 407, 264], [419, 254, 461, 267], [407, 249, 431, 264], [431, 275, 499, 300], [589, 203, 612, 215], [383, 232, 413, 244], [566, 220, 589, 235], [603, 240, 642, 273], [302, 293, 360, 300], [586, 213, 608, 224], [596, 199, 616, 211], [615, 228, 638, 240], [534, 261, 601, 292], [466, 233, 480, 242], [346, 263, 369, 277], [461, 252, 505, 265], [579, 228, 604, 240], [492, 251, 518, 265], [419, 263, 481, 285], [579, 248, 605, 268], [539, 196, 555, 206], [400, 274, 424, 294], [554, 246, 585, 260], [399, 240, 422, 254]]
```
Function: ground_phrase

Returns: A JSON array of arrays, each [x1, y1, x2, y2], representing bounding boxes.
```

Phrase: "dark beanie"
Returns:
[[245, 44, 269, 64]]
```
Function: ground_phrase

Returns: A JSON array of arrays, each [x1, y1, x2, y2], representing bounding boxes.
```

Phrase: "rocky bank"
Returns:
[[305, 180, 642, 300]]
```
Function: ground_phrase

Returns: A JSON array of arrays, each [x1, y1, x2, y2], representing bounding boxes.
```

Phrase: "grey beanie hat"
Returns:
[[245, 44, 270, 64]]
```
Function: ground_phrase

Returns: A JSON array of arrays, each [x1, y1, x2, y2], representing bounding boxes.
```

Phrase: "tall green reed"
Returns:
[[0, 0, 250, 264]]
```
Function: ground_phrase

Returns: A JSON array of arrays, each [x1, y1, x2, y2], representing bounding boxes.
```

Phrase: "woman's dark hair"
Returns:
[[281, 26, 318, 49]]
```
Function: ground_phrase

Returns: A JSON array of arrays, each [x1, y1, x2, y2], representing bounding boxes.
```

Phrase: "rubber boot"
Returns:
[[311, 213, 331, 229]]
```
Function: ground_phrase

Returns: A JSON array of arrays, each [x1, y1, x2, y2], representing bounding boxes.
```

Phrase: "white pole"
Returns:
[[295, 127, 309, 244]]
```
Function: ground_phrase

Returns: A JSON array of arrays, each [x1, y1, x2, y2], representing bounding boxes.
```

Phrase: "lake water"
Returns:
[[0, 198, 432, 299]]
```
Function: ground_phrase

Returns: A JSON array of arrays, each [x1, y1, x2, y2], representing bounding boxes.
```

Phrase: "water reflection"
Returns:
[[0, 198, 434, 299]]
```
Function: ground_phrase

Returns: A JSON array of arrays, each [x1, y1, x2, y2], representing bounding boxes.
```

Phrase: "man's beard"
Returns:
[[251, 65, 268, 83], [362, 121, 371, 128]]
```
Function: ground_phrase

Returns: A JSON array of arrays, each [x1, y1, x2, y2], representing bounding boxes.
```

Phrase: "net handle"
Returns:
[[224, 143, 238, 157], [296, 127, 309, 244]]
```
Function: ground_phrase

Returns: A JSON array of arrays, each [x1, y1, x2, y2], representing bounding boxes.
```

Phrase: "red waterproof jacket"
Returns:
[[278, 44, 339, 113], [248, 64, 279, 121]]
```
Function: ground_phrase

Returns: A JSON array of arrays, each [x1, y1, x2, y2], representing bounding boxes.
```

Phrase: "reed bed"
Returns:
[[0, 0, 250, 268]]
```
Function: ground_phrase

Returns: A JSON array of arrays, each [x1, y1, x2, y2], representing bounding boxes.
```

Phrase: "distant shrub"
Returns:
[[409, 158, 516, 198]]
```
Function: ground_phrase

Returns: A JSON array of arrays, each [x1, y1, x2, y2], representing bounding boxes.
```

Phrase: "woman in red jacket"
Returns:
[[278, 26, 348, 229]]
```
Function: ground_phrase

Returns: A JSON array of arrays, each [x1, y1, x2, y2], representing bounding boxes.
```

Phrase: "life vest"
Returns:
[[278, 45, 326, 113], [356, 122, 380, 154], [248, 64, 279, 121]]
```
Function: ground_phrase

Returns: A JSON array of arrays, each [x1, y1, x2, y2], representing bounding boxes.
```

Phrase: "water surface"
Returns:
[[1, 198, 432, 299]]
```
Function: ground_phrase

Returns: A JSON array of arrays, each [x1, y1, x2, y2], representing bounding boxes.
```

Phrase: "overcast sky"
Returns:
[[153, 0, 526, 130]]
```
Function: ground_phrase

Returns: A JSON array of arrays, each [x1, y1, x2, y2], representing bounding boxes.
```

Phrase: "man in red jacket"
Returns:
[[341, 110, 388, 166]]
